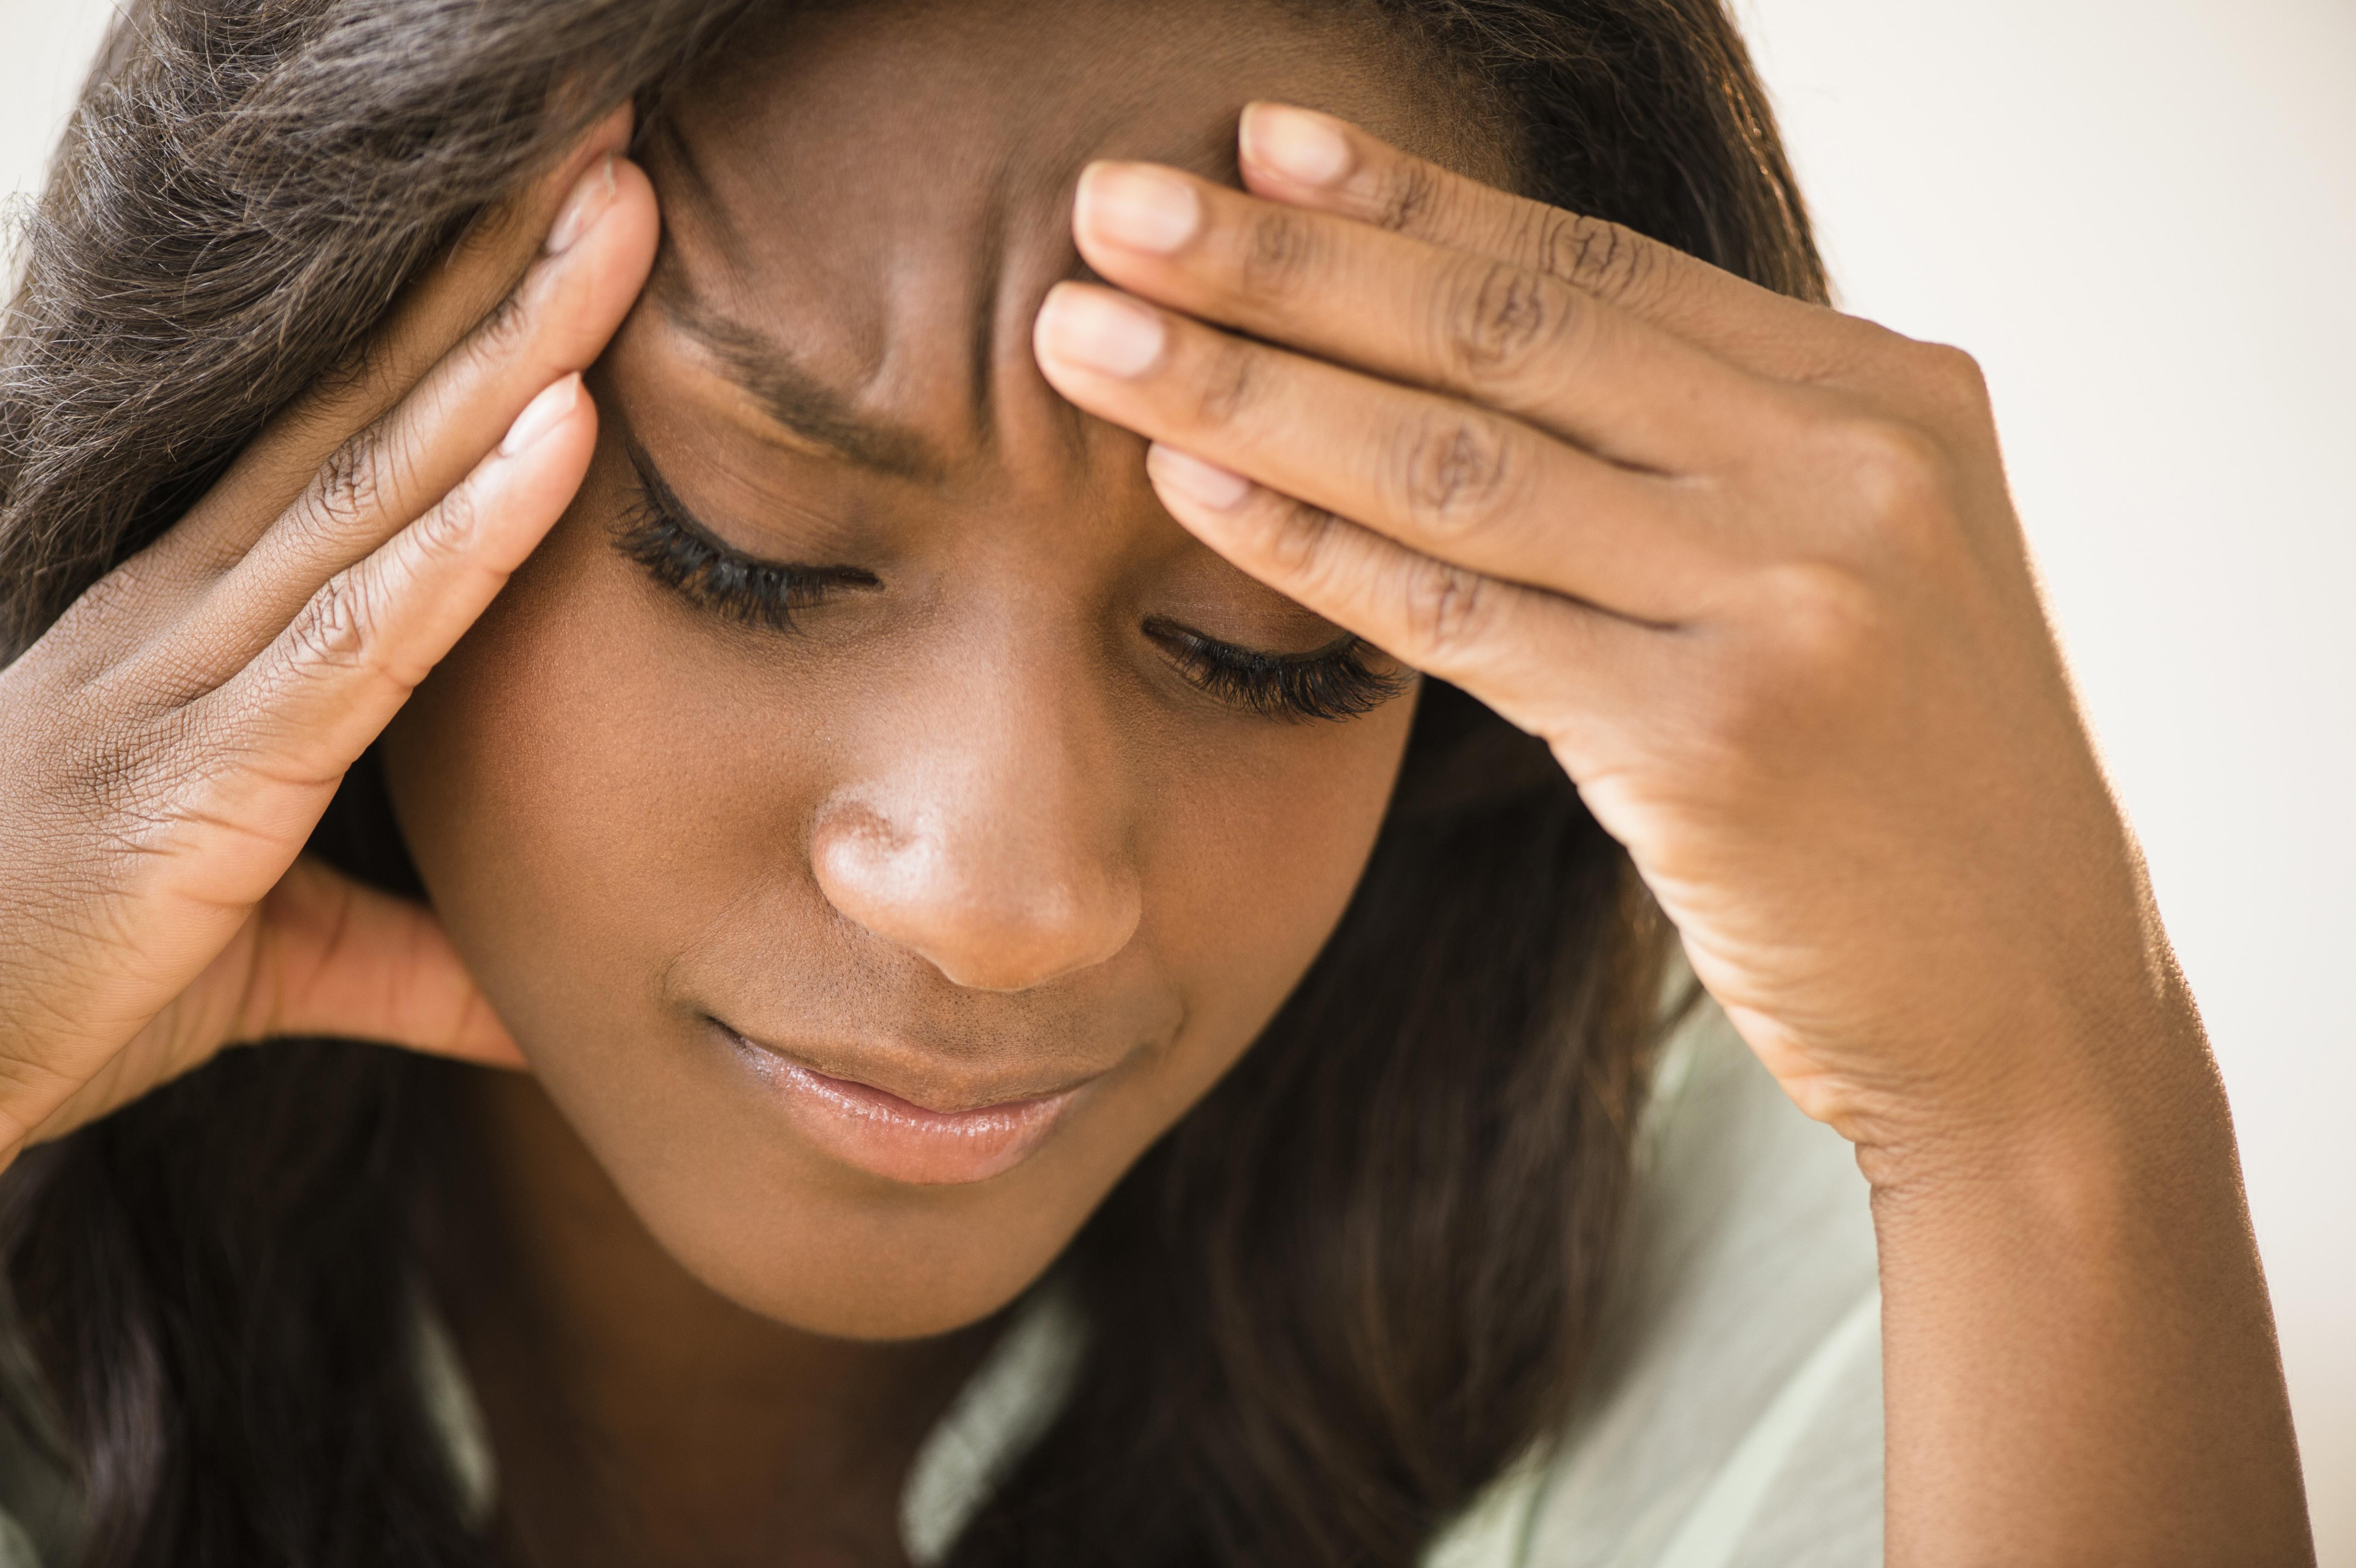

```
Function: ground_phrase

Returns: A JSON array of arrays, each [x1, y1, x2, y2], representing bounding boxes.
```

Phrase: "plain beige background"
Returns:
[[4, 0, 2350, 1558]]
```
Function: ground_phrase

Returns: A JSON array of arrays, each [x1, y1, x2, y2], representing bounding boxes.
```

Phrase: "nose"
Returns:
[[809, 707, 1143, 994]]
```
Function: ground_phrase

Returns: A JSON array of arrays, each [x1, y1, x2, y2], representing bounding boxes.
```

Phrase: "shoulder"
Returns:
[[1429, 991, 1885, 1568]]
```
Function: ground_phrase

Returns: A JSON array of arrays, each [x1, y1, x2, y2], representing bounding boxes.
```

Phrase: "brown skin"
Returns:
[[0, 1, 2313, 1566]]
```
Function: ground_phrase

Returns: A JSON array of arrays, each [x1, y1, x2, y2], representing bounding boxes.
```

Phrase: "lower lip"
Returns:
[[724, 1032, 1081, 1186]]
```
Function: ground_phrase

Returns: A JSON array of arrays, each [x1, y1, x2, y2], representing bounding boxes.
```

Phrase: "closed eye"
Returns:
[[614, 442, 1408, 722], [615, 441, 879, 633], [1142, 617, 1411, 724]]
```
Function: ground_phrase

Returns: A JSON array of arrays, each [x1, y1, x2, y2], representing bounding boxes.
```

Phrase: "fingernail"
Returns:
[[545, 154, 619, 256], [1241, 103, 1352, 188], [1077, 163, 1202, 255], [1036, 285, 1167, 378], [1147, 445, 1252, 511], [502, 374, 581, 456]]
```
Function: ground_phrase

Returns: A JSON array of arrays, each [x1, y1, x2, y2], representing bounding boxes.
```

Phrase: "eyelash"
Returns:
[[615, 452, 1409, 723], [616, 468, 874, 635], [1141, 619, 1411, 724]]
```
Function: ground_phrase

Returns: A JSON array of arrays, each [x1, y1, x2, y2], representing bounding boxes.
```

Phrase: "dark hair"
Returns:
[[0, 1, 1824, 1563]]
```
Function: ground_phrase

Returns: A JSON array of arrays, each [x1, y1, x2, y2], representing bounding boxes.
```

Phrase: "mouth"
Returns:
[[713, 1021, 1095, 1186]]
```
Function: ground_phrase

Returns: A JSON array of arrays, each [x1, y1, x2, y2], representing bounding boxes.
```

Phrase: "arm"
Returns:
[[1031, 103, 2314, 1563]]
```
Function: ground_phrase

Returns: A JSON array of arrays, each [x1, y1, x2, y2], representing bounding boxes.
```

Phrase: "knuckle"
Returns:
[[1443, 259, 1577, 383], [411, 484, 482, 564], [1396, 556, 1494, 662], [1766, 560, 1884, 658], [1752, 561, 1890, 696], [1255, 500, 1344, 584], [1829, 414, 1952, 546], [1372, 158, 1442, 234], [1236, 206, 1324, 302], [1192, 336, 1263, 429], [1391, 409, 1521, 536], [283, 568, 378, 678], [1536, 211, 1660, 309], [308, 422, 392, 534]]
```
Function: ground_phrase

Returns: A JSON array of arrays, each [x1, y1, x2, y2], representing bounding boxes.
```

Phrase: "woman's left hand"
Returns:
[[1033, 104, 2316, 1568], [1034, 103, 2162, 1175]]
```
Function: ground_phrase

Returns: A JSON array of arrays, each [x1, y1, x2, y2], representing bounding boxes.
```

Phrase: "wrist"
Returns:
[[1860, 984, 2310, 1568], [1844, 968, 2224, 1205]]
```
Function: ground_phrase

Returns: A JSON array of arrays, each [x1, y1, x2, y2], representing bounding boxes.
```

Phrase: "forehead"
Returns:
[[644, 0, 1487, 441], [667, 0, 1476, 219]]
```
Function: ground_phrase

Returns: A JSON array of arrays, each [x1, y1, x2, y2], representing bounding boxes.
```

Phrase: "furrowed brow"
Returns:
[[649, 258, 946, 483]]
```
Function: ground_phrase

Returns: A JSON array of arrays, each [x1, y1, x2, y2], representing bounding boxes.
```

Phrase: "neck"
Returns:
[[427, 1067, 998, 1568]]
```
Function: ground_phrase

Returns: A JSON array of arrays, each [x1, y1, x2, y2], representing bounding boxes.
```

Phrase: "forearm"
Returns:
[[1870, 998, 2313, 1566]]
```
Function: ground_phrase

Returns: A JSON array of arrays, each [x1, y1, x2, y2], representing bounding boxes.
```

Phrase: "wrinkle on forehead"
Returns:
[[644, 0, 1490, 468]]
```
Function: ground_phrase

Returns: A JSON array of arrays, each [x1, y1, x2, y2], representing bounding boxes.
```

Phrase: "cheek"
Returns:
[[379, 484, 1414, 1337], [1128, 708, 1413, 1110], [382, 500, 792, 1041]]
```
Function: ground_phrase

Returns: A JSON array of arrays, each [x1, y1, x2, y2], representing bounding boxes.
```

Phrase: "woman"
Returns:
[[0, 0, 2316, 1563]]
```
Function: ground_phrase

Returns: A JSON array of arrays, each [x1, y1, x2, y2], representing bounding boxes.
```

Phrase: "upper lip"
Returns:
[[712, 1019, 1112, 1114]]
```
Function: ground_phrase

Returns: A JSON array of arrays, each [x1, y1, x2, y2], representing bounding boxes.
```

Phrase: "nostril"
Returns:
[[809, 796, 1140, 993]]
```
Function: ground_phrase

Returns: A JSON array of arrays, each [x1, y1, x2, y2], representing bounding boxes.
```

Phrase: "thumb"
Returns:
[[241, 855, 529, 1070]]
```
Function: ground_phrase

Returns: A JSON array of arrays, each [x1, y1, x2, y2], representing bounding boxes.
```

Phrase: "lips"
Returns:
[[715, 1022, 1094, 1186]]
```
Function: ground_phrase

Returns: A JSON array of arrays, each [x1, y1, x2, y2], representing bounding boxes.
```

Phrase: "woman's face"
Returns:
[[385, 0, 1476, 1339]]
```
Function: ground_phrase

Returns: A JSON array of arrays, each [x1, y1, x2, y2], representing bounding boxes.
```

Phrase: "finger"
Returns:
[[240, 856, 526, 1068], [1233, 102, 1858, 381], [1072, 159, 1787, 473], [151, 103, 638, 584], [26, 108, 636, 685], [1034, 283, 1723, 622], [189, 373, 593, 845], [1142, 443, 1651, 754], [144, 154, 654, 685]]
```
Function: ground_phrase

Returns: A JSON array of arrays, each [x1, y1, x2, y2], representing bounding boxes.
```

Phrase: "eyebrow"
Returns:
[[649, 258, 949, 484]]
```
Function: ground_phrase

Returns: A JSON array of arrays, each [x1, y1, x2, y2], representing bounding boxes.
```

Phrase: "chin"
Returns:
[[635, 1176, 1086, 1340], [511, 1023, 1144, 1342]]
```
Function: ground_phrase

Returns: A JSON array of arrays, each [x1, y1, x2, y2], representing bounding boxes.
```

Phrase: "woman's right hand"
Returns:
[[0, 108, 659, 1169]]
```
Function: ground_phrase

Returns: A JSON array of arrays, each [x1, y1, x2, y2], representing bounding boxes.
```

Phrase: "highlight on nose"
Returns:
[[809, 793, 1142, 993]]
